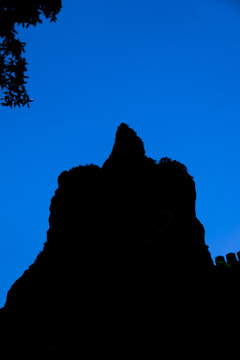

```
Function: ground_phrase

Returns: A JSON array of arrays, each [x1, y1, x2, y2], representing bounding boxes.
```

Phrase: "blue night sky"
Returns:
[[1, 0, 240, 306]]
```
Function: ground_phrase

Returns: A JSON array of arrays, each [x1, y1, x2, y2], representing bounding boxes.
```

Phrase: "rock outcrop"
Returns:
[[0, 123, 239, 356]]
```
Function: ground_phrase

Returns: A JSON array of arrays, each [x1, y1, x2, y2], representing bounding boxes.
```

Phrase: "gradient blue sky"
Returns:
[[1, 0, 240, 306]]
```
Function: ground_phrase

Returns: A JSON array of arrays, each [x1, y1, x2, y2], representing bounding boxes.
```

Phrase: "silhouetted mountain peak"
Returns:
[[114, 122, 145, 155], [102, 123, 145, 171]]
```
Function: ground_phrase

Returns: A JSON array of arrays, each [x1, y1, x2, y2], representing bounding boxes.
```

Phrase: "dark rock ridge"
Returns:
[[0, 123, 239, 356]]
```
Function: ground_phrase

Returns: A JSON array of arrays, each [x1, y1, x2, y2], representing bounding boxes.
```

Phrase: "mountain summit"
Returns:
[[103, 123, 145, 163]]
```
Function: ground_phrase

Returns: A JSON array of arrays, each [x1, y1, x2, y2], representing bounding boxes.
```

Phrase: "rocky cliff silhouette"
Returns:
[[0, 123, 239, 356]]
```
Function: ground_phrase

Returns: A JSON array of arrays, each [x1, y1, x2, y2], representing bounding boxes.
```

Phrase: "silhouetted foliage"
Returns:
[[0, 123, 239, 356], [0, 1, 62, 108]]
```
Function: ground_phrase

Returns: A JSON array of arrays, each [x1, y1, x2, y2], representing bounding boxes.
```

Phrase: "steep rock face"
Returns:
[[1, 123, 236, 356]]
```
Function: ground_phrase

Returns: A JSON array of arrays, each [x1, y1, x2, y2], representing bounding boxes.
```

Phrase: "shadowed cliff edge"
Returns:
[[0, 123, 239, 356]]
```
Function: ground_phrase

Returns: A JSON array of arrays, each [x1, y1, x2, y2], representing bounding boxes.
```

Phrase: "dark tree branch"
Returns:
[[0, 1, 62, 108]]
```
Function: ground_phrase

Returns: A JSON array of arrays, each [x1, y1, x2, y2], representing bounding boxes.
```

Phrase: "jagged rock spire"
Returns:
[[102, 123, 145, 171]]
